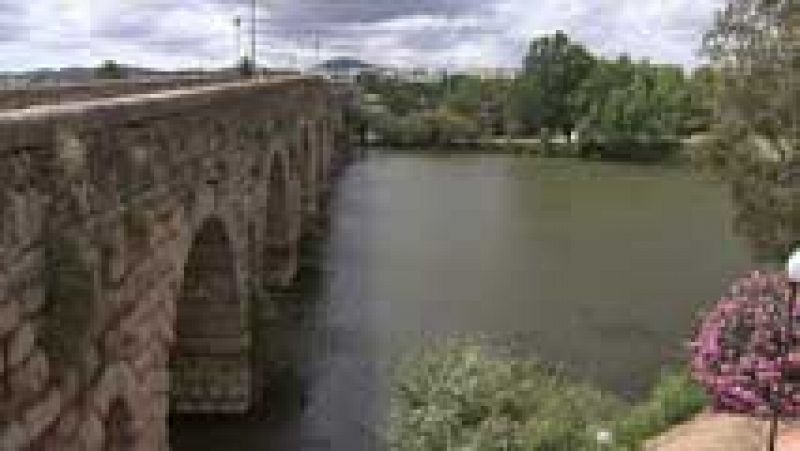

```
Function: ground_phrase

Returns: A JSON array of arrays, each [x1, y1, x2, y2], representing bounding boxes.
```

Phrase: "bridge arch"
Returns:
[[170, 216, 250, 414], [264, 149, 301, 287]]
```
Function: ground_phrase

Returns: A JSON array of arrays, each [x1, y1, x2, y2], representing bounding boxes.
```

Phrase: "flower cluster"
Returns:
[[690, 271, 800, 416]]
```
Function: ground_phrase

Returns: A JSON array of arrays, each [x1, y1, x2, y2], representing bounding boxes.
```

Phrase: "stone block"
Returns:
[[7, 348, 49, 405], [6, 322, 35, 368], [73, 413, 103, 451], [52, 406, 80, 444], [0, 422, 27, 451], [91, 362, 135, 417], [21, 389, 62, 442], [20, 286, 45, 316], [0, 300, 20, 337]]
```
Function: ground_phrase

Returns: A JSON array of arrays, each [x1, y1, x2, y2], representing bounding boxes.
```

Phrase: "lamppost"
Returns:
[[789, 251, 800, 349], [790, 248, 800, 303], [250, 0, 257, 72], [234, 15, 242, 67], [773, 248, 800, 451]]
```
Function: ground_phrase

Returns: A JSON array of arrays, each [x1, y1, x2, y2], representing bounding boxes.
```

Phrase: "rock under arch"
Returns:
[[170, 217, 251, 414]]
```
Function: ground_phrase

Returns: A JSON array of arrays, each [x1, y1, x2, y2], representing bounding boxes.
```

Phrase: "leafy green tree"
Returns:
[[444, 76, 482, 119], [685, 65, 719, 134], [573, 58, 693, 161], [699, 0, 798, 261], [511, 31, 596, 138], [96, 60, 124, 79]]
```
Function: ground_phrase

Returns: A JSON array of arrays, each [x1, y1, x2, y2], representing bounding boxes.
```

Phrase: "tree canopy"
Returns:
[[511, 31, 596, 136], [95, 60, 124, 79], [700, 0, 798, 260]]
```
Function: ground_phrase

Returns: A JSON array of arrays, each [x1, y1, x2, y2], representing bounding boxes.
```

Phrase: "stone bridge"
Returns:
[[0, 76, 351, 449]]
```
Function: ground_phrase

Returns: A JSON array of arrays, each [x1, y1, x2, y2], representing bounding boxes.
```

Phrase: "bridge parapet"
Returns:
[[0, 76, 349, 449], [0, 73, 259, 111]]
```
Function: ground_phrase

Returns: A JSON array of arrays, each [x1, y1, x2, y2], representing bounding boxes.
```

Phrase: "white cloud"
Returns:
[[0, 0, 728, 71]]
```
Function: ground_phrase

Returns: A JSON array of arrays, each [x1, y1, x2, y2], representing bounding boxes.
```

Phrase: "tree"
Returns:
[[699, 0, 798, 261], [444, 76, 482, 119], [511, 31, 596, 138], [95, 60, 123, 79], [572, 57, 693, 161], [685, 65, 719, 134]]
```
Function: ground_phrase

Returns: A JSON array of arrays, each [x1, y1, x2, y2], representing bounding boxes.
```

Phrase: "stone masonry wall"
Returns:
[[0, 76, 347, 450]]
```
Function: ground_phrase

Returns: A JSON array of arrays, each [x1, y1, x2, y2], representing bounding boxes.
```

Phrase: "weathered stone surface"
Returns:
[[20, 286, 45, 316], [6, 348, 49, 405], [91, 362, 136, 418], [21, 389, 62, 443], [0, 76, 349, 450], [52, 406, 81, 445], [0, 299, 20, 337], [6, 322, 35, 368], [73, 413, 103, 451], [0, 422, 27, 451]]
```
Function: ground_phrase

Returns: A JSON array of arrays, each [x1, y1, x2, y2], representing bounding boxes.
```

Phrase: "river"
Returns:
[[172, 149, 756, 450]]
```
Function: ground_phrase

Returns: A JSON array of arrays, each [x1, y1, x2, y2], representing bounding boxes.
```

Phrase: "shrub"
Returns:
[[389, 340, 707, 450], [612, 368, 707, 449], [690, 271, 797, 415]]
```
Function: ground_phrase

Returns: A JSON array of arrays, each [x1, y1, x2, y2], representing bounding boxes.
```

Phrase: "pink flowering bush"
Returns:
[[690, 271, 800, 416]]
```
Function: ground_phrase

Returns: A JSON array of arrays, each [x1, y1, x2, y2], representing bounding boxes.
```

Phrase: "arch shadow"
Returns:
[[170, 217, 251, 415]]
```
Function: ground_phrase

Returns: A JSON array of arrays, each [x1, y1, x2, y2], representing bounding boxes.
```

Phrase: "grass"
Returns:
[[388, 339, 706, 450]]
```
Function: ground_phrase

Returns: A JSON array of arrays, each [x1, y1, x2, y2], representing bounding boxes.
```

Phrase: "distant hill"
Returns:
[[317, 58, 373, 71]]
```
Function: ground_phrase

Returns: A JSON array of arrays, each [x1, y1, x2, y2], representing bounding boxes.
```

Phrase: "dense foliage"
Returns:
[[511, 31, 596, 137], [572, 57, 695, 161], [361, 75, 508, 146], [360, 31, 709, 161], [696, 0, 798, 262], [389, 340, 706, 450]]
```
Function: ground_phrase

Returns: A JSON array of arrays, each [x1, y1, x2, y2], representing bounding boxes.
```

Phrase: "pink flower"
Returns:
[[691, 271, 799, 416]]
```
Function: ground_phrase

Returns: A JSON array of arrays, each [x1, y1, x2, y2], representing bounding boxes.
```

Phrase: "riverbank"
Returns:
[[388, 341, 707, 450], [388, 340, 800, 450], [355, 135, 707, 164]]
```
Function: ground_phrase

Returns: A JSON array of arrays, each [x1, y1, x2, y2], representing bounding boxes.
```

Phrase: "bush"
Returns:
[[612, 369, 707, 449], [690, 271, 797, 414], [389, 340, 707, 450]]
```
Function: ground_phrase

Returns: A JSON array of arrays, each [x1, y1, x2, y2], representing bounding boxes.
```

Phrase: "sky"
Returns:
[[0, 0, 727, 72]]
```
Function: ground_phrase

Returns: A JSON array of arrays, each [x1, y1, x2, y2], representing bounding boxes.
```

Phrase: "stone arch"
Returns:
[[264, 150, 301, 287], [170, 217, 250, 414], [104, 398, 135, 451]]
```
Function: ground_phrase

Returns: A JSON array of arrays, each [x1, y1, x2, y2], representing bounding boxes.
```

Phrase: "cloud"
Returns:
[[0, 0, 727, 71], [267, 0, 485, 28]]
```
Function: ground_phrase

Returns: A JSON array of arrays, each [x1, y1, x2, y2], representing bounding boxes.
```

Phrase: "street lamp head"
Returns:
[[788, 248, 800, 283]]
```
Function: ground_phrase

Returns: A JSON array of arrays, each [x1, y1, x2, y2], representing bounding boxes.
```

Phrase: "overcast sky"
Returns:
[[0, 0, 726, 72]]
